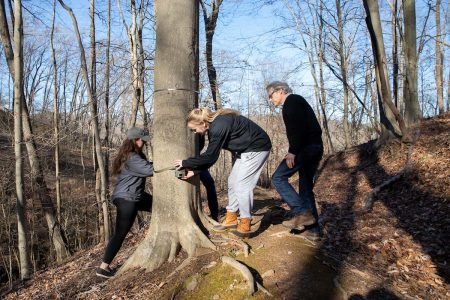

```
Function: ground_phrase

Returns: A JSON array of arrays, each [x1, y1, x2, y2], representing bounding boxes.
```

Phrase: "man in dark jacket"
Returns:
[[266, 81, 323, 240]]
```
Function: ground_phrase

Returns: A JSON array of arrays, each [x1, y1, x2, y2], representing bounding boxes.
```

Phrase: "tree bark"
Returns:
[[402, 0, 421, 125], [12, 0, 30, 279], [363, 0, 410, 142], [50, 0, 62, 223], [120, 0, 215, 273], [435, 0, 444, 114], [58, 0, 111, 242], [335, 0, 351, 148], [104, 0, 111, 191], [392, 0, 399, 108]]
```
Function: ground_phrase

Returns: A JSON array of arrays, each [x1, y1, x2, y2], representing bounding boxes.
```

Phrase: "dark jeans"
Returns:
[[199, 170, 218, 221], [272, 144, 323, 220], [103, 193, 152, 264]]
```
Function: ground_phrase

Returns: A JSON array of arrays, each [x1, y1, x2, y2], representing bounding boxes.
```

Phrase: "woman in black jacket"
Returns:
[[175, 108, 271, 237], [96, 127, 153, 278]]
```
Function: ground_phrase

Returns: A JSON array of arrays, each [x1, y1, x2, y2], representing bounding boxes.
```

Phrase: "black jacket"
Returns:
[[283, 94, 322, 154], [183, 114, 271, 170]]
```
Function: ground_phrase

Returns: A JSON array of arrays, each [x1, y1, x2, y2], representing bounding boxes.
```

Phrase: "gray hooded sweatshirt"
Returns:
[[111, 153, 154, 202]]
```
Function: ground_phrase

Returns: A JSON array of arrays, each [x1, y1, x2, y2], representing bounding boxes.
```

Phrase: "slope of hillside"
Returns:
[[2, 113, 449, 299]]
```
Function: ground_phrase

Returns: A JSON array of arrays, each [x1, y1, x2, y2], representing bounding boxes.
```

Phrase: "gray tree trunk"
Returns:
[[435, 0, 444, 114], [120, 0, 215, 273], [336, 0, 351, 148], [51, 0, 62, 222], [1, 0, 70, 264], [402, 0, 421, 125], [58, 0, 111, 242], [363, 0, 410, 142], [12, 0, 30, 280]]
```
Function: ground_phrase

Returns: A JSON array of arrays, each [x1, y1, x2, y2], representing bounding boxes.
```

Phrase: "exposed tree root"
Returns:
[[221, 256, 272, 297], [221, 256, 254, 295], [362, 129, 419, 212], [333, 276, 348, 300]]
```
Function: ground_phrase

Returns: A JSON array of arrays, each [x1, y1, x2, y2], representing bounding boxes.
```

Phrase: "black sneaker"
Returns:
[[95, 267, 114, 279]]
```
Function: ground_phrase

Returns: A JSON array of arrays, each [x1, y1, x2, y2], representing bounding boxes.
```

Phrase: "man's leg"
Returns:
[[298, 144, 323, 222], [272, 160, 303, 214]]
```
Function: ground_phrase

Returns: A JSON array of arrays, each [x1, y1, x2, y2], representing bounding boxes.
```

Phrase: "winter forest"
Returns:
[[0, 0, 449, 299]]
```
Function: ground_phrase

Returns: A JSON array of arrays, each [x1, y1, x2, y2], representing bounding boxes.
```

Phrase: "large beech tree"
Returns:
[[120, 0, 215, 273]]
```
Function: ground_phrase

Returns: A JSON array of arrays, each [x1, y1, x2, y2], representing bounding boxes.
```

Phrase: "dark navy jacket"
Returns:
[[111, 153, 154, 202]]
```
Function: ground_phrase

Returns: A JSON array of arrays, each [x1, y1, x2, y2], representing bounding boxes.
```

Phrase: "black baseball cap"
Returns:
[[127, 127, 150, 142]]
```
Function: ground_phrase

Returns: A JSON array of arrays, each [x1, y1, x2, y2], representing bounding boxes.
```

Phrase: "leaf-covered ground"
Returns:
[[2, 113, 449, 299]]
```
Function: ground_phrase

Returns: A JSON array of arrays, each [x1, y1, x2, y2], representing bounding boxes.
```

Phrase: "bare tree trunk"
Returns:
[[104, 0, 111, 191], [392, 0, 399, 108], [200, 0, 223, 110], [12, 0, 30, 279], [447, 67, 450, 112], [1, 0, 70, 264], [120, 0, 214, 273], [317, 1, 334, 153], [51, 0, 62, 222], [117, 0, 140, 127], [402, 0, 421, 125], [137, 0, 147, 127], [363, 0, 410, 142], [58, 0, 111, 242], [435, 0, 444, 114], [336, 0, 351, 148]]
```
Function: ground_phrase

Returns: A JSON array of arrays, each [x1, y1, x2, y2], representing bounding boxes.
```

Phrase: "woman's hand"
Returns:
[[181, 170, 195, 180], [174, 159, 183, 170]]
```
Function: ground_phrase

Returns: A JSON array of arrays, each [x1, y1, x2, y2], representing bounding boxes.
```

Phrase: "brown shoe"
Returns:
[[282, 211, 316, 230], [230, 218, 252, 238], [213, 211, 238, 232]]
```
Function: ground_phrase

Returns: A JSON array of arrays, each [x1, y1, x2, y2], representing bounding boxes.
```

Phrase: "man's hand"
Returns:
[[181, 170, 195, 180], [174, 159, 183, 170], [285, 153, 296, 168]]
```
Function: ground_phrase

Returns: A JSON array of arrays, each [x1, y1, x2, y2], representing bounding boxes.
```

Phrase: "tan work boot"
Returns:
[[213, 211, 238, 232], [230, 218, 252, 238], [282, 210, 316, 230]]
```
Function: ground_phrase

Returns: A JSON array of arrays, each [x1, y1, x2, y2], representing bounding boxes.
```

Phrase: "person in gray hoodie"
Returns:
[[96, 127, 153, 278]]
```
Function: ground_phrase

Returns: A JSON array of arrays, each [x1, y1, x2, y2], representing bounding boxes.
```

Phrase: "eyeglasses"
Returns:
[[268, 89, 278, 99]]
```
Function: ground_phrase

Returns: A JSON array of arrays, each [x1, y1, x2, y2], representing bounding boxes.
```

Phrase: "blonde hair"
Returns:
[[187, 107, 239, 125]]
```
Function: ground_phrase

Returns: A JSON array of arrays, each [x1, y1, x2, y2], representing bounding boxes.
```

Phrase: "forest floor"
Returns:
[[1, 113, 449, 300]]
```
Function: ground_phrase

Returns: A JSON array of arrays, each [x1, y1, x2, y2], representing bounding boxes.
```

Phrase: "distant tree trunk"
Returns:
[[317, 1, 334, 153], [402, 0, 421, 125], [51, 0, 62, 222], [435, 0, 444, 114], [1, 0, 70, 264], [137, 0, 147, 127], [336, 0, 351, 148], [104, 0, 111, 190], [117, 0, 141, 127], [392, 0, 399, 108], [58, 0, 111, 242], [447, 67, 450, 112], [200, 0, 222, 110], [120, 0, 214, 273], [363, 0, 410, 142], [12, 0, 30, 280]]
